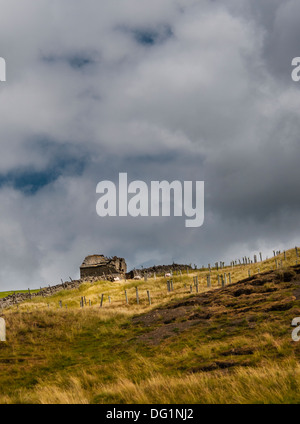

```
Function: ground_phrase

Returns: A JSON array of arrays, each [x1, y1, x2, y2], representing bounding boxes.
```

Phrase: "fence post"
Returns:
[[147, 290, 151, 305], [207, 275, 211, 288], [221, 275, 225, 287], [136, 287, 139, 304], [125, 290, 128, 305]]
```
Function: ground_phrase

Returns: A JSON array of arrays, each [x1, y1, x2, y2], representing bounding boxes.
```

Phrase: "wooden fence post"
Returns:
[[125, 290, 128, 305], [221, 275, 225, 287], [207, 275, 211, 288], [147, 290, 151, 305], [136, 287, 139, 304]]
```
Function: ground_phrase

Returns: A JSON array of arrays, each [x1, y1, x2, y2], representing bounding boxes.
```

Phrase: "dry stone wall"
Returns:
[[0, 279, 81, 311]]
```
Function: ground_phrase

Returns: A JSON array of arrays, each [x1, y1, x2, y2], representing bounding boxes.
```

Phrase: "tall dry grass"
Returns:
[[3, 359, 300, 404]]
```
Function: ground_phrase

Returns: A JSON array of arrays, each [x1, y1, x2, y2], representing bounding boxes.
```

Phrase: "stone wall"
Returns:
[[126, 263, 193, 279], [0, 279, 81, 311]]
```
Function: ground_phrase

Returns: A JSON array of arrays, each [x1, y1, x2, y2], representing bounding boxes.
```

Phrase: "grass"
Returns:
[[0, 247, 299, 404]]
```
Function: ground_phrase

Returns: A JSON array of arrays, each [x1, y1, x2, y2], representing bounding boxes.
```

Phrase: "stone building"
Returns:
[[80, 254, 127, 280]]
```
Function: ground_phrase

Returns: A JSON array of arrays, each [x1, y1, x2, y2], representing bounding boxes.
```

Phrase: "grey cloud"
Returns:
[[0, 0, 299, 290]]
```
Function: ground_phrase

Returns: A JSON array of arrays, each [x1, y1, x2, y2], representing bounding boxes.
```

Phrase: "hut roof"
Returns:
[[80, 255, 111, 269]]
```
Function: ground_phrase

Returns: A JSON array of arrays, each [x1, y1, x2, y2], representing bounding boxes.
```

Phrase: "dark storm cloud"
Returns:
[[129, 25, 173, 46], [41, 51, 100, 70], [0, 0, 299, 290]]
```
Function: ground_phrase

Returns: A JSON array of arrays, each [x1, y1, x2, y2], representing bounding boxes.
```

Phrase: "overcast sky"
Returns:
[[0, 0, 299, 290]]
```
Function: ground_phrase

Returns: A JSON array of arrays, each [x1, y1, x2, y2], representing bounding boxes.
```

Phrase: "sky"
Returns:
[[0, 0, 299, 290]]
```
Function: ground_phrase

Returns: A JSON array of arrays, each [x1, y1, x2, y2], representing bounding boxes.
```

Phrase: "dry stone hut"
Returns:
[[80, 255, 127, 281]]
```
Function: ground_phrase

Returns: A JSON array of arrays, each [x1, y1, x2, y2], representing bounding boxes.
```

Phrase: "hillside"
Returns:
[[0, 248, 300, 403]]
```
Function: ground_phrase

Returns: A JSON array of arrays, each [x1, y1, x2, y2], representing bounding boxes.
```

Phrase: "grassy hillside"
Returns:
[[0, 248, 300, 404]]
